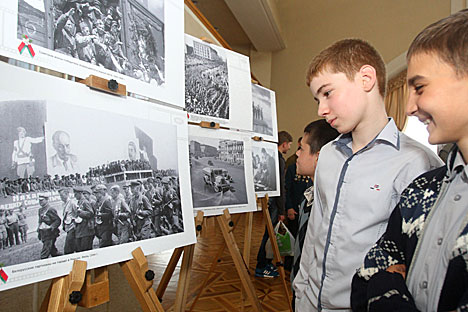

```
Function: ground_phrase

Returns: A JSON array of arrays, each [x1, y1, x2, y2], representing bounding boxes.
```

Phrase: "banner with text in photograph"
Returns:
[[184, 34, 252, 131], [188, 125, 256, 216], [0, 61, 195, 291], [0, 0, 184, 107]]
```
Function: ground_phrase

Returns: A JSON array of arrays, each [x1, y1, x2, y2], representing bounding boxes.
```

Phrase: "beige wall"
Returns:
[[270, 0, 450, 159]]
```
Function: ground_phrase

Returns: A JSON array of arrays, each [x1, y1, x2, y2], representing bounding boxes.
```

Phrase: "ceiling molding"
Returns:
[[224, 0, 286, 52]]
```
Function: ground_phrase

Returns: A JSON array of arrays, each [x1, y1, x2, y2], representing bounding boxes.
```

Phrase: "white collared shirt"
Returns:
[[293, 119, 442, 311]]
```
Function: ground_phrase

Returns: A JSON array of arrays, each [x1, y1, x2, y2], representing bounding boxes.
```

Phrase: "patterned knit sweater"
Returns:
[[351, 161, 468, 311]]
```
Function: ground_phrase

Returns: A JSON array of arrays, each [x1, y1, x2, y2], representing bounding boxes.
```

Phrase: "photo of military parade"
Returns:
[[185, 36, 230, 119], [0, 99, 184, 267], [189, 135, 248, 208], [252, 144, 278, 193], [17, 0, 165, 85], [252, 83, 275, 137]]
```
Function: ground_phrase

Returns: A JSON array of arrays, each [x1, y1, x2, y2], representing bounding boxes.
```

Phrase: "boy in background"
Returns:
[[290, 120, 339, 297], [293, 38, 442, 310], [352, 9, 468, 310]]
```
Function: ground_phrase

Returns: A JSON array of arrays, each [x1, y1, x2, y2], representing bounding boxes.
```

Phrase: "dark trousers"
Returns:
[[256, 201, 279, 269], [64, 229, 76, 254], [41, 237, 59, 259], [75, 235, 94, 252], [99, 230, 113, 248], [7, 222, 20, 246]]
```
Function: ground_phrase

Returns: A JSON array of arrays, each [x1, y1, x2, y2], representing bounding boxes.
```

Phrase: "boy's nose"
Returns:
[[318, 102, 329, 117], [406, 94, 418, 116]]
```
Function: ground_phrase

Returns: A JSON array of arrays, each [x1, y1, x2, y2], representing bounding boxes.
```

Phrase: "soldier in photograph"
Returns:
[[160, 177, 181, 234], [129, 181, 154, 240], [110, 185, 131, 244], [122, 182, 132, 206], [17, 205, 28, 243], [0, 210, 8, 249], [37, 194, 61, 259], [6, 209, 20, 246], [73, 186, 95, 252], [59, 187, 77, 254], [93, 184, 114, 247]]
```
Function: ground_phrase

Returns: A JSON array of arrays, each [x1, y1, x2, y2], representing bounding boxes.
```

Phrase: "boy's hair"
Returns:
[[407, 9, 468, 77], [305, 39, 386, 98], [303, 119, 340, 154], [278, 131, 293, 145]]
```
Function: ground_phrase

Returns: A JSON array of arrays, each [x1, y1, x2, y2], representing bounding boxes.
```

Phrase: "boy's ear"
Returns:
[[359, 65, 377, 93]]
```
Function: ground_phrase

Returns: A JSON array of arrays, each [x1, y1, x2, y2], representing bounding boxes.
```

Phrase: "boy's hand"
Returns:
[[386, 264, 406, 279], [287, 208, 297, 220], [278, 214, 285, 222]]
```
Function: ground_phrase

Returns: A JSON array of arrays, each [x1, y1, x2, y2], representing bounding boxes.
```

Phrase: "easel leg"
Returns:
[[155, 246, 184, 300], [174, 244, 195, 312], [120, 247, 164, 312], [217, 210, 262, 312], [240, 211, 253, 311], [261, 197, 293, 312], [188, 214, 243, 311], [40, 260, 87, 312]]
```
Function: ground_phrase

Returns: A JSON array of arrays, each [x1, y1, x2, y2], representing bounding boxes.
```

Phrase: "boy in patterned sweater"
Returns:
[[351, 9, 468, 311]]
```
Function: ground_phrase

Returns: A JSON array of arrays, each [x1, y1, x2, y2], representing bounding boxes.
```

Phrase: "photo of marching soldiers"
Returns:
[[252, 83, 275, 136], [17, 0, 165, 85], [0, 100, 184, 267], [189, 136, 248, 208], [252, 145, 277, 192], [185, 36, 230, 119]]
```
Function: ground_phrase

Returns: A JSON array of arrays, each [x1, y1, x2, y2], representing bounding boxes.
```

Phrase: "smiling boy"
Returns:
[[351, 9, 468, 311], [292, 39, 442, 311]]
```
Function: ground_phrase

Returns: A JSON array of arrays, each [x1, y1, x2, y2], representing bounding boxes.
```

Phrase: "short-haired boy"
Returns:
[[351, 9, 468, 311], [290, 119, 339, 283], [292, 39, 442, 310]]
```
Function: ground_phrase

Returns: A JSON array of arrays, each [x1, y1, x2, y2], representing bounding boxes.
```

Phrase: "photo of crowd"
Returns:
[[17, 0, 165, 84], [185, 37, 230, 119]]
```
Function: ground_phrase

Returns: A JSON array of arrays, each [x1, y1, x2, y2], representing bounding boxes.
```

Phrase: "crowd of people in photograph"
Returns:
[[0, 174, 183, 259], [0, 159, 171, 197], [51, 0, 163, 84], [185, 54, 229, 118]]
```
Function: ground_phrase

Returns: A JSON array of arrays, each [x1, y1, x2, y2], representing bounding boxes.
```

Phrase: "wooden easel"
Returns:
[[39, 247, 166, 312], [39, 260, 87, 312], [157, 209, 260, 311]]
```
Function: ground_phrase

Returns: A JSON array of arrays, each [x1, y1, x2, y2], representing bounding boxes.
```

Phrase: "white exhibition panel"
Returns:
[[185, 34, 253, 131], [188, 125, 256, 216], [0, 61, 195, 291], [0, 0, 185, 107]]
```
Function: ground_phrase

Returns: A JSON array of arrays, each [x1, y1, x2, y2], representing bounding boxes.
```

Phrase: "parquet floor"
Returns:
[[0, 211, 292, 311]]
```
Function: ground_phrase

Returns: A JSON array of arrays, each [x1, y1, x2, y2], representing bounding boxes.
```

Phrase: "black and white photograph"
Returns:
[[0, 62, 195, 291], [251, 140, 280, 198], [0, 0, 184, 107], [252, 83, 278, 142], [184, 34, 253, 130], [18, 0, 164, 84], [188, 126, 256, 216], [185, 35, 229, 119]]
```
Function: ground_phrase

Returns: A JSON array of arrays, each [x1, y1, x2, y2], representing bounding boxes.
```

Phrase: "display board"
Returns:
[[251, 140, 280, 198], [184, 34, 252, 130], [0, 0, 185, 107], [251, 83, 278, 142], [0, 61, 195, 291], [188, 125, 256, 216]]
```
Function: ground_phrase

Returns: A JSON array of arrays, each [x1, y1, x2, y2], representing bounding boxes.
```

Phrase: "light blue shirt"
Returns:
[[407, 148, 468, 311], [293, 119, 442, 311]]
